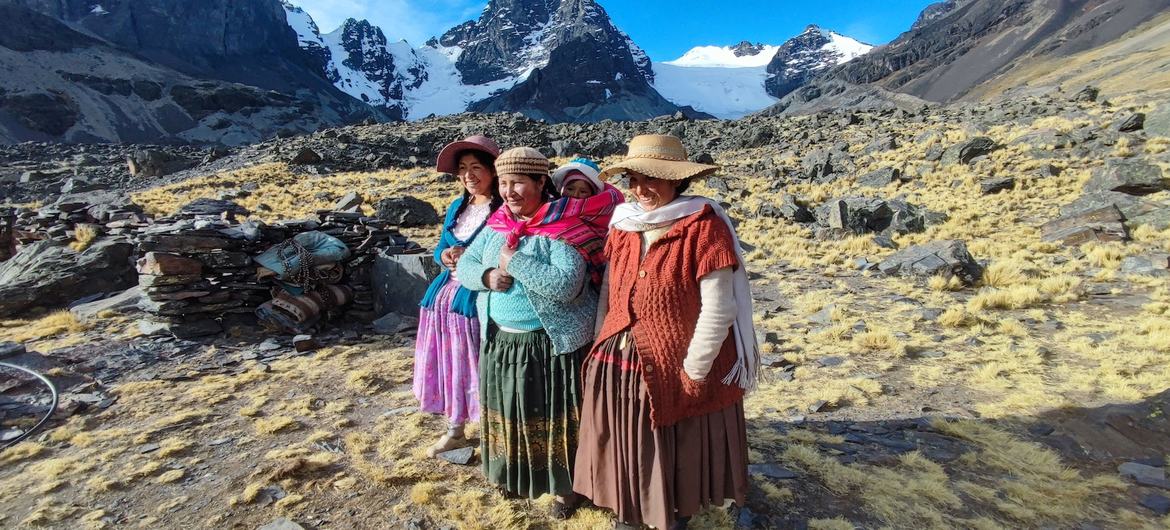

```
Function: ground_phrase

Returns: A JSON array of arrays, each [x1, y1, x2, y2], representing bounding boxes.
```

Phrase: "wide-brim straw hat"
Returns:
[[598, 134, 719, 182], [435, 135, 501, 174]]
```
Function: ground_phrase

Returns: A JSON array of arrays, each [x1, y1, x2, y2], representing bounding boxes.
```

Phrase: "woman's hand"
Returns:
[[484, 268, 514, 292], [498, 245, 517, 272], [441, 247, 466, 271]]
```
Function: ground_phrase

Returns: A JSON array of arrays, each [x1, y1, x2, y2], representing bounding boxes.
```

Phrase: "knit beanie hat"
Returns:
[[551, 157, 603, 193], [494, 147, 549, 176]]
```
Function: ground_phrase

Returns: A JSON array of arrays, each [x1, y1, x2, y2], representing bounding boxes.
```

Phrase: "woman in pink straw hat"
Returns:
[[574, 135, 758, 530], [413, 135, 502, 458]]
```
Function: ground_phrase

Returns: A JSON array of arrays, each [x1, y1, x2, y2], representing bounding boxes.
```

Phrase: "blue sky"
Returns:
[[292, 0, 935, 60]]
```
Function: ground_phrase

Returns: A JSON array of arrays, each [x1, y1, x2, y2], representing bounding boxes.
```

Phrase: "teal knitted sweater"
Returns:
[[457, 229, 597, 355]]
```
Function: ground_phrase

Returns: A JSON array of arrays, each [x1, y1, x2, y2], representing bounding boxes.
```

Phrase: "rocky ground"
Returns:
[[1, 87, 1170, 529]]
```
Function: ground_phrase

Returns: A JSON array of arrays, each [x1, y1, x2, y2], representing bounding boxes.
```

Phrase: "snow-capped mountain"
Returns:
[[284, 0, 683, 123], [765, 25, 873, 98], [283, 3, 428, 120], [651, 29, 872, 119]]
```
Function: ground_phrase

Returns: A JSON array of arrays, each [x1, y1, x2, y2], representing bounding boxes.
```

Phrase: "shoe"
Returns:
[[425, 433, 464, 457], [550, 494, 582, 520], [613, 521, 641, 530]]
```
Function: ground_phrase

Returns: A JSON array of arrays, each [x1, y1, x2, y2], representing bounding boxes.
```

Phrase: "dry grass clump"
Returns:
[[981, 259, 1031, 288], [253, 416, 301, 435], [69, 224, 101, 252], [938, 420, 1125, 523], [929, 274, 965, 292], [853, 330, 905, 354], [0, 310, 88, 343], [968, 285, 1047, 311]]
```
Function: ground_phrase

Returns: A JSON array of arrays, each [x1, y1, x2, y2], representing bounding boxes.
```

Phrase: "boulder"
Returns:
[[333, 192, 363, 212], [858, 167, 904, 188], [758, 194, 814, 223], [980, 177, 1015, 195], [70, 286, 143, 323], [1070, 86, 1099, 103], [1116, 113, 1146, 132], [877, 240, 983, 286], [1145, 104, 1170, 137], [127, 149, 194, 178], [1061, 192, 1168, 229], [550, 139, 582, 158], [371, 312, 419, 335], [1120, 254, 1170, 277], [374, 197, 440, 227], [290, 148, 322, 165], [0, 238, 136, 318], [1041, 205, 1128, 246], [136, 252, 203, 276], [941, 137, 997, 165], [815, 197, 936, 237], [179, 198, 250, 218], [1085, 160, 1166, 196], [373, 250, 441, 317]]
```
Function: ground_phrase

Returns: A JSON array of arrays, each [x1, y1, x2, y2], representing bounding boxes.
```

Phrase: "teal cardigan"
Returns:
[[457, 229, 597, 355], [419, 196, 489, 318]]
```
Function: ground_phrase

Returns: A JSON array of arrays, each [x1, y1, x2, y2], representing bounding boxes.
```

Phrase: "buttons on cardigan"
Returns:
[[638, 270, 647, 278], [643, 364, 654, 374]]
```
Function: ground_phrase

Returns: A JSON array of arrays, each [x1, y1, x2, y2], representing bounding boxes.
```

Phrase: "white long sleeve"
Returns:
[[684, 266, 736, 381], [594, 267, 610, 336]]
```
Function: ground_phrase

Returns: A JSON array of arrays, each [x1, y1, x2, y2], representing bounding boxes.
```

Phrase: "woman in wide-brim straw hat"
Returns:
[[413, 135, 502, 458], [573, 134, 759, 530]]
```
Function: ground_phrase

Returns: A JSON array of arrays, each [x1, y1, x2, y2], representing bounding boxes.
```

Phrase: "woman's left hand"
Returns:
[[498, 245, 516, 272]]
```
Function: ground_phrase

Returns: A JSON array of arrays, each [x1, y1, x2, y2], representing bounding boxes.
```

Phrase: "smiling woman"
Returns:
[[455, 147, 600, 518]]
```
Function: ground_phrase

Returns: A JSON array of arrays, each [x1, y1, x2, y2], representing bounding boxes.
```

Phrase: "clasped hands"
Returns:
[[484, 245, 516, 292]]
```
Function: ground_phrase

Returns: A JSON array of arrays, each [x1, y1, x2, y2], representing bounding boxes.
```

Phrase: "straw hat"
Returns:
[[551, 157, 603, 192], [435, 135, 501, 174], [598, 134, 718, 182], [495, 146, 550, 176]]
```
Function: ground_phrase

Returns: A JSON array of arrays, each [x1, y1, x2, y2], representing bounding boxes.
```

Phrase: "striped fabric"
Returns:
[[485, 183, 623, 285]]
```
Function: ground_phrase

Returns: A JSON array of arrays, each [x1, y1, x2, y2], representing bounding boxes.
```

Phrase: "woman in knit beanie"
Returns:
[[413, 135, 502, 458], [456, 147, 596, 518], [574, 135, 757, 530]]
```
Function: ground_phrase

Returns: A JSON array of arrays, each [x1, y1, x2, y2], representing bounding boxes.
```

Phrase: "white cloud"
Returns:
[[290, 0, 485, 45]]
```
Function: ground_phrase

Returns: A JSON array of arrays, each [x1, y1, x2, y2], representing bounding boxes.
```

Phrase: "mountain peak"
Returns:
[[764, 26, 874, 99]]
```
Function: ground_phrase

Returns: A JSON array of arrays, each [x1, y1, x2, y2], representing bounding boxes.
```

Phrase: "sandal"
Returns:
[[425, 433, 464, 457]]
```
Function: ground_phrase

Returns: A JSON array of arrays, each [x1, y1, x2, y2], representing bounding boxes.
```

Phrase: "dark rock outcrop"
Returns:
[[0, 238, 137, 317]]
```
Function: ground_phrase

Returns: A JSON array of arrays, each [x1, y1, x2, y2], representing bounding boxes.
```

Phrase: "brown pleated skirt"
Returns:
[[573, 331, 749, 529]]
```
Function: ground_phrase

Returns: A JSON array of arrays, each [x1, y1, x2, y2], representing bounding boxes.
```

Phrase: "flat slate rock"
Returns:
[[258, 518, 306, 530], [1140, 494, 1170, 515], [748, 464, 797, 480], [437, 446, 476, 465]]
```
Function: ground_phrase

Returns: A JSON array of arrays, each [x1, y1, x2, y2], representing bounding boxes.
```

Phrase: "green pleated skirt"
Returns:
[[479, 327, 583, 499]]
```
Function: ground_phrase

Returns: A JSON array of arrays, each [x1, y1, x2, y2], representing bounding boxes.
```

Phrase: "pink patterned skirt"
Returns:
[[413, 277, 481, 424]]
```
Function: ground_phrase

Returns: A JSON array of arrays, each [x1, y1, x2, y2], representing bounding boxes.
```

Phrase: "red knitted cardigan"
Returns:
[[595, 205, 744, 428]]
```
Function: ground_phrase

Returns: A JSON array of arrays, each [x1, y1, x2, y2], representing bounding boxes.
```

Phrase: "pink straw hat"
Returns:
[[435, 135, 501, 174]]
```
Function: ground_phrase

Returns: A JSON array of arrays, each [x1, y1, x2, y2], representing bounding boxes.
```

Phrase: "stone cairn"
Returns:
[[1, 192, 425, 338], [133, 197, 421, 339], [1, 194, 148, 251]]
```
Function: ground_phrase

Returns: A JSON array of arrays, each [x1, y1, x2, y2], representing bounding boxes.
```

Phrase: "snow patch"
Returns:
[[665, 45, 781, 68], [89, 4, 109, 15], [652, 63, 777, 119]]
